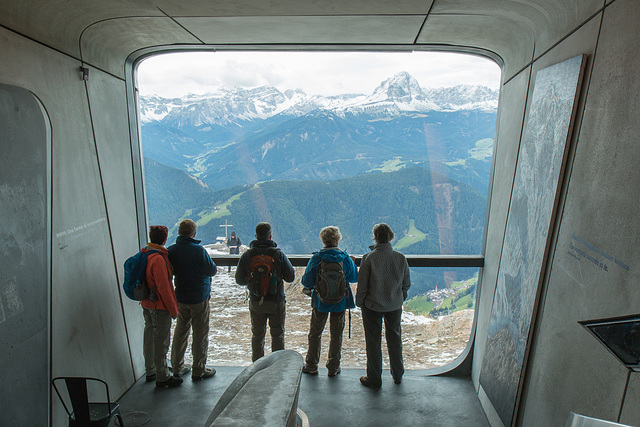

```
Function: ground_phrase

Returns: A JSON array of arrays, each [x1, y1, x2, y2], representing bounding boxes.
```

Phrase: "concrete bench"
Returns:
[[567, 412, 635, 427], [205, 350, 304, 427]]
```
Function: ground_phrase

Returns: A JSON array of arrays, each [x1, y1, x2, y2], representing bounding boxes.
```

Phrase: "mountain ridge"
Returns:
[[140, 71, 497, 194], [140, 71, 498, 127], [141, 71, 495, 295]]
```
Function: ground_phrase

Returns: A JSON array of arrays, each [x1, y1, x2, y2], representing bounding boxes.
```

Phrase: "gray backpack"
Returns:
[[316, 259, 347, 304]]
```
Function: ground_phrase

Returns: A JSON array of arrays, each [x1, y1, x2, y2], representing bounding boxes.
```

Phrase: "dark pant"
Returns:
[[249, 299, 286, 362], [228, 247, 239, 271], [361, 305, 404, 386], [305, 309, 346, 372]]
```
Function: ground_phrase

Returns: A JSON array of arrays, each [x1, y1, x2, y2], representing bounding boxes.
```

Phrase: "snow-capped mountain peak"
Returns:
[[372, 71, 426, 102], [138, 72, 498, 126]]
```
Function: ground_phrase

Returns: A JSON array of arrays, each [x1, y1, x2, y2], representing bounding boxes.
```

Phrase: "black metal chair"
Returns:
[[52, 377, 124, 426]]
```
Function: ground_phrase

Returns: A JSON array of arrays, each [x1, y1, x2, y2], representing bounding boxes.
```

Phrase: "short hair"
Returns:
[[373, 223, 394, 244], [255, 222, 272, 240], [178, 219, 197, 237], [320, 226, 342, 247], [149, 225, 168, 245]]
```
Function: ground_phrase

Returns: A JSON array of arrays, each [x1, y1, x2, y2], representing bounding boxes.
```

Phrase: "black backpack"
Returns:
[[316, 258, 347, 304], [248, 248, 278, 304]]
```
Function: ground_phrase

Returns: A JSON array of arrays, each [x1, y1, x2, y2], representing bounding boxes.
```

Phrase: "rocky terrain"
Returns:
[[173, 266, 474, 370]]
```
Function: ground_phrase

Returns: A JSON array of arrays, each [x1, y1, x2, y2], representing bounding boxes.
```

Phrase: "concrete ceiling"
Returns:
[[0, 0, 604, 80]]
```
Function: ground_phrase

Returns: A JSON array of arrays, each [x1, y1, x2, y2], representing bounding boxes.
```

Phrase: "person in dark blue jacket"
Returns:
[[168, 219, 218, 381], [235, 222, 295, 362], [301, 226, 358, 376]]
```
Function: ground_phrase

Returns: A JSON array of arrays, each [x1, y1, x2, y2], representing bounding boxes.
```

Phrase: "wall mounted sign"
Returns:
[[580, 314, 640, 372]]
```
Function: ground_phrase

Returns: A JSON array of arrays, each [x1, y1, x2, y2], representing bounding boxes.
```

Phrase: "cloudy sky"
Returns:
[[137, 51, 501, 98]]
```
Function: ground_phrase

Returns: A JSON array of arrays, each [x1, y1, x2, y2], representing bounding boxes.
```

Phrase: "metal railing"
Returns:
[[209, 254, 484, 268]]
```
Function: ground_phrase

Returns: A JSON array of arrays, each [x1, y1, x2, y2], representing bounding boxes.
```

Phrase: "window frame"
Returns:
[[125, 45, 501, 375]]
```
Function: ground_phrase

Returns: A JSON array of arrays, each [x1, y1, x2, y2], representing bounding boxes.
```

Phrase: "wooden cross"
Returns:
[[219, 219, 233, 240]]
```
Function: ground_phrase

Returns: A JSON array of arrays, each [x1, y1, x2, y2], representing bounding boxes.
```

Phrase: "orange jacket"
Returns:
[[140, 243, 178, 318]]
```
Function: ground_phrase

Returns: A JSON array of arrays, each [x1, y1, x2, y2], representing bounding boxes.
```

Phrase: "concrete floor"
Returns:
[[116, 366, 489, 427]]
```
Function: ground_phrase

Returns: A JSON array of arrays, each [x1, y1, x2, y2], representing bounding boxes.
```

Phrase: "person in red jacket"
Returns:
[[140, 225, 182, 387]]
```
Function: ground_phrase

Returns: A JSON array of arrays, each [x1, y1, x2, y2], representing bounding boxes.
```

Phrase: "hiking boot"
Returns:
[[359, 376, 381, 389], [302, 364, 318, 375], [156, 376, 183, 388], [145, 373, 156, 383], [173, 364, 192, 377], [328, 368, 341, 377], [192, 367, 216, 381]]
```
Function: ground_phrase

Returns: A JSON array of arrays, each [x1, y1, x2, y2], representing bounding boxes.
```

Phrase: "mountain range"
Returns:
[[140, 72, 497, 193], [140, 71, 496, 292], [140, 71, 498, 126]]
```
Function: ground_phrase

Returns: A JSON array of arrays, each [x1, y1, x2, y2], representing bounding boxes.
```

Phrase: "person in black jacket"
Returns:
[[235, 222, 295, 361], [226, 231, 241, 272], [168, 219, 218, 381]]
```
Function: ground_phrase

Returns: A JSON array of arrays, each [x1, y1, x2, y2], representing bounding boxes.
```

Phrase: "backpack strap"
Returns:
[[144, 250, 167, 296]]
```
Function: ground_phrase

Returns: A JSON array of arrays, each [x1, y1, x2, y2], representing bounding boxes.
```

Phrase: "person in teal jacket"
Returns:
[[301, 226, 358, 376]]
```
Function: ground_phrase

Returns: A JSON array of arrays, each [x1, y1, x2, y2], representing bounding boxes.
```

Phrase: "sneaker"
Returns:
[[192, 367, 216, 381], [359, 376, 381, 389], [328, 368, 341, 377], [145, 373, 156, 383], [302, 364, 318, 375], [156, 376, 183, 388], [173, 364, 192, 377]]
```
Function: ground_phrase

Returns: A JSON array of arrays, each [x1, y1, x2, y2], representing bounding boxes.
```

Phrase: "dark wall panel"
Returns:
[[0, 84, 50, 425]]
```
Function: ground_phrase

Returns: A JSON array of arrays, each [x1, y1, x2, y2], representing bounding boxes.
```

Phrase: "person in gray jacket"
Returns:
[[356, 223, 411, 388]]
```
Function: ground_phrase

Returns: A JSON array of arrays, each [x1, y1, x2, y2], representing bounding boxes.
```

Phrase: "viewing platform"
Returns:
[[117, 365, 489, 426]]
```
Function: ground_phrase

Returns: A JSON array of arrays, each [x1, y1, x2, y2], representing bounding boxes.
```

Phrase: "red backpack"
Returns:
[[248, 249, 277, 304]]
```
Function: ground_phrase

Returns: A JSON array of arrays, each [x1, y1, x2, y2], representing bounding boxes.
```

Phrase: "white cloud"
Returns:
[[137, 51, 501, 98]]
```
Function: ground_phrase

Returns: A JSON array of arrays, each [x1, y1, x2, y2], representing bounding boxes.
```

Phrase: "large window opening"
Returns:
[[136, 50, 500, 369]]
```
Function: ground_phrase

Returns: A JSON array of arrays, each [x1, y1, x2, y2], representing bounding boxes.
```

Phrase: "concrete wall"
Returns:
[[2, 0, 639, 426], [0, 84, 50, 425], [475, 0, 640, 425], [0, 27, 143, 426]]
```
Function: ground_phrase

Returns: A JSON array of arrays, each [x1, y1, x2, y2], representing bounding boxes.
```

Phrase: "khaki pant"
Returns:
[[171, 299, 210, 377], [143, 308, 172, 382], [249, 299, 286, 362], [305, 309, 345, 372]]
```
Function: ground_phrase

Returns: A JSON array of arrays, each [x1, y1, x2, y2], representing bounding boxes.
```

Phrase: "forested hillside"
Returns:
[[146, 163, 486, 295]]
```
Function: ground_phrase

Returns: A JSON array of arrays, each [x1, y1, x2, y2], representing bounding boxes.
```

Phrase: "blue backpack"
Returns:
[[123, 250, 160, 301]]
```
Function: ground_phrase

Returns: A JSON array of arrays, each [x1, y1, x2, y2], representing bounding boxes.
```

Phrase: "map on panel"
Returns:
[[479, 55, 585, 426]]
